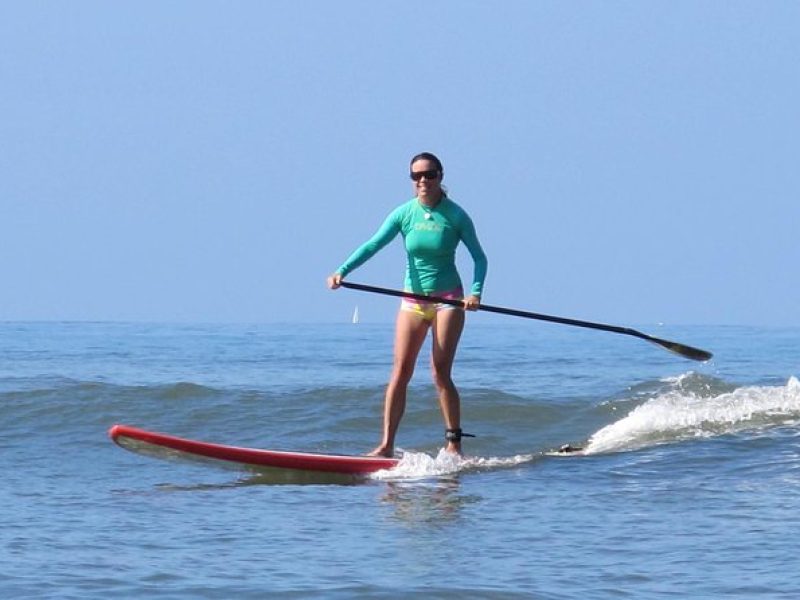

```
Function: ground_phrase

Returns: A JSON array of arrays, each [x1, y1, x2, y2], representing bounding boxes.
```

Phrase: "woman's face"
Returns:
[[410, 158, 442, 201]]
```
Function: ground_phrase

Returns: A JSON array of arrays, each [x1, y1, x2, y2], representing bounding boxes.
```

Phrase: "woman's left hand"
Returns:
[[463, 295, 481, 311]]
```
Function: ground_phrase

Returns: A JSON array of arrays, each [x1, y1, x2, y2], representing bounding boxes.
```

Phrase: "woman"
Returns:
[[327, 152, 488, 457]]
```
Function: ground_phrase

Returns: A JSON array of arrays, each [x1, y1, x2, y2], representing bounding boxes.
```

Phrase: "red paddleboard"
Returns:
[[109, 424, 398, 476]]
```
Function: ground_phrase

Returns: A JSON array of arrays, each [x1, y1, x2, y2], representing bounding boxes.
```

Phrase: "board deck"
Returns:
[[109, 424, 399, 475]]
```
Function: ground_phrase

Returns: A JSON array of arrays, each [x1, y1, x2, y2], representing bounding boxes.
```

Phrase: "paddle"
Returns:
[[339, 281, 713, 362]]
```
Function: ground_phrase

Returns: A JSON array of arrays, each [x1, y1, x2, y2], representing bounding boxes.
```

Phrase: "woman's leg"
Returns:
[[431, 308, 466, 454], [369, 310, 430, 457]]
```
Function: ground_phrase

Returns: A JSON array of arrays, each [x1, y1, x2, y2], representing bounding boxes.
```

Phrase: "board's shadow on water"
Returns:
[[112, 471, 369, 495], [142, 468, 470, 492], [152, 471, 367, 490]]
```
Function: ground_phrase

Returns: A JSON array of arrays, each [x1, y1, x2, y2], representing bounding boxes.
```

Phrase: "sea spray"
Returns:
[[370, 448, 537, 480], [584, 376, 800, 454]]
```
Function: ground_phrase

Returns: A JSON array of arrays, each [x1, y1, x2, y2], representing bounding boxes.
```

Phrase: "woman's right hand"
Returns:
[[327, 273, 343, 289]]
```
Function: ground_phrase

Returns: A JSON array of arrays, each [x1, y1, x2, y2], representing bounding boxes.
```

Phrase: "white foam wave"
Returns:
[[370, 448, 535, 480], [584, 376, 800, 455]]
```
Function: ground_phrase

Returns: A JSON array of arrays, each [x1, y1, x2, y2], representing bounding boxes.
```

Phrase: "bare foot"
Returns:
[[445, 442, 462, 456], [367, 446, 394, 458]]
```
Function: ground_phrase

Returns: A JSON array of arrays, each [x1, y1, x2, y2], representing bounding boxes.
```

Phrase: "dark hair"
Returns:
[[410, 152, 444, 175]]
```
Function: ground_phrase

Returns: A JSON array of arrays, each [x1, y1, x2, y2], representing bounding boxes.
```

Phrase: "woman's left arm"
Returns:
[[459, 211, 488, 306]]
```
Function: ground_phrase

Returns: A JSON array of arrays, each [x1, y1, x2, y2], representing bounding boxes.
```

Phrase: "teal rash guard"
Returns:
[[337, 196, 488, 297]]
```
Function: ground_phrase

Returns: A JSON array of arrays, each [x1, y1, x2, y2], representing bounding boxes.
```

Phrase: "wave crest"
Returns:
[[584, 376, 800, 454]]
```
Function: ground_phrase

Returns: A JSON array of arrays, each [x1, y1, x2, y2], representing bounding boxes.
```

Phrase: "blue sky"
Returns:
[[1, 1, 797, 325]]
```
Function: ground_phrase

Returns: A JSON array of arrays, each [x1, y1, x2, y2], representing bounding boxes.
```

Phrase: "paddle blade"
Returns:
[[648, 337, 713, 362]]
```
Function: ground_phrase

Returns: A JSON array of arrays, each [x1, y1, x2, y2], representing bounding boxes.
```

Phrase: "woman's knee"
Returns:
[[430, 361, 454, 389], [391, 360, 416, 384]]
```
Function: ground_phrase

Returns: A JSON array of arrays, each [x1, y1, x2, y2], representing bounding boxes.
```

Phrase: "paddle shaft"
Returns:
[[339, 281, 712, 362]]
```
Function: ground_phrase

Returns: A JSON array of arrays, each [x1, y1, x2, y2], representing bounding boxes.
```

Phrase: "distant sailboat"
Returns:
[[352, 305, 360, 324]]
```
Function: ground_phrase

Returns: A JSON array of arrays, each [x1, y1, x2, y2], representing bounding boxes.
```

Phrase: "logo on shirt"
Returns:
[[415, 221, 443, 232]]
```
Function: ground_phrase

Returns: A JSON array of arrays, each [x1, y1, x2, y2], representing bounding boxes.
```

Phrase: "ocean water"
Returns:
[[1, 320, 799, 599]]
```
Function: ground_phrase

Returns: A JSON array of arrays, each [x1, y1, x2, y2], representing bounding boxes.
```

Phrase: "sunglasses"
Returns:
[[410, 169, 440, 182]]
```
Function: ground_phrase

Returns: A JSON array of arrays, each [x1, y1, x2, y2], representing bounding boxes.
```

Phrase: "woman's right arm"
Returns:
[[328, 207, 403, 288]]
